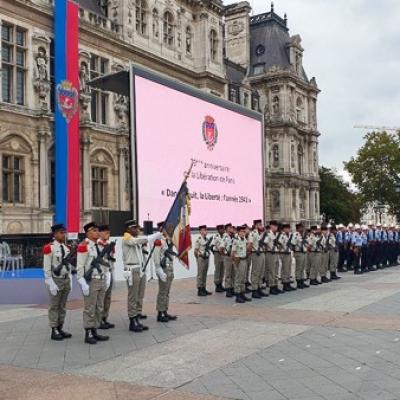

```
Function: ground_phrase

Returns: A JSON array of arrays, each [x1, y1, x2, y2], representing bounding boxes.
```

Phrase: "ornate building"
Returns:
[[0, 0, 320, 234]]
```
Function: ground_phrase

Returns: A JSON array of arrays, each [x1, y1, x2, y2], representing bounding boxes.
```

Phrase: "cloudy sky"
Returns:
[[226, 0, 400, 175]]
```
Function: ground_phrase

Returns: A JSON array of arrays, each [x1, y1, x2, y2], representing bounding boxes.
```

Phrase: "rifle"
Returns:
[[273, 232, 282, 252], [160, 240, 179, 269], [256, 231, 267, 256], [84, 242, 115, 282], [316, 235, 324, 252], [301, 234, 308, 253], [200, 236, 214, 259], [52, 246, 77, 277]]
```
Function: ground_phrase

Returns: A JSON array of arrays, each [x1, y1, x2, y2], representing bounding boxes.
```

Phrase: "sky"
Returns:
[[225, 0, 400, 176]]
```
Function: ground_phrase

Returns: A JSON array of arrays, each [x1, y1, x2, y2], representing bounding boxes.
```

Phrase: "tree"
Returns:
[[344, 131, 400, 219], [319, 166, 361, 224]]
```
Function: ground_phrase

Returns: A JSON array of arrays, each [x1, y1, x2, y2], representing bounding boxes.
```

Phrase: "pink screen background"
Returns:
[[134, 75, 264, 227]]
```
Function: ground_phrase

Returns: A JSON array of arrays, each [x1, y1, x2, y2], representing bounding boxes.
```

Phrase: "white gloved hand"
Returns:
[[45, 277, 59, 296], [78, 277, 90, 296], [123, 270, 132, 286], [156, 266, 167, 282], [105, 271, 111, 291]]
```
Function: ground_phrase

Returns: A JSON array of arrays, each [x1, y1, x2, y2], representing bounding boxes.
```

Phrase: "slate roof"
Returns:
[[224, 58, 247, 85], [78, 0, 105, 15]]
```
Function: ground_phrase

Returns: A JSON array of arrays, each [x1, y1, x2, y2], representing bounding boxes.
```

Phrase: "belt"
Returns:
[[266, 251, 277, 254], [92, 275, 104, 280], [126, 264, 139, 266], [54, 274, 69, 280]]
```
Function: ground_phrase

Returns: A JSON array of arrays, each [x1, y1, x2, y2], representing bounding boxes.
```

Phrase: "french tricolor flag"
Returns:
[[54, 0, 80, 234]]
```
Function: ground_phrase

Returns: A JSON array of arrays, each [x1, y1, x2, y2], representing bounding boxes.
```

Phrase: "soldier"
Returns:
[[232, 225, 251, 303], [290, 223, 309, 289], [43, 223, 73, 341], [122, 220, 162, 332], [194, 225, 213, 296], [278, 224, 295, 291], [248, 219, 268, 298], [154, 221, 178, 322], [263, 220, 281, 295], [77, 222, 110, 344], [221, 223, 236, 298], [328, 224, 341, 280], [213, 224, 226, 292], [244, 224, 252, 292], [307, 225, 322, 285], [97, 225, 116, 330], [319, 225, 330, 283]]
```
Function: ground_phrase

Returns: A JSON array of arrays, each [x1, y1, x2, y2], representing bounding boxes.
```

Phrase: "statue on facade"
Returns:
[[79, 62, 91, 122], [114, 94, 129, 128], [33, 47, 50, 110]]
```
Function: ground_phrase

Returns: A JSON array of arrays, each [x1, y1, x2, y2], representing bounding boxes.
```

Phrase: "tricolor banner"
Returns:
[[54, 0, 80, 234]]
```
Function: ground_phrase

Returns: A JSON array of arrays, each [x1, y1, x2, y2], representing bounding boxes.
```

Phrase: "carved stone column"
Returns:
[[81, 132, 92, 211], [38, 129, 50, 209], [117, 145, 127, 210]]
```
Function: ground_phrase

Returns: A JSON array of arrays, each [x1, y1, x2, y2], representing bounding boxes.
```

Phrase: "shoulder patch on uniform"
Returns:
[[154, 239, 162, 246], [78, 243, 88, 253], [43, 243, 52, 255]]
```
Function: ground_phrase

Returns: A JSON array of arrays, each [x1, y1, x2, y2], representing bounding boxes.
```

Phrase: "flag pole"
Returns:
[[142, 160, 194, 273]]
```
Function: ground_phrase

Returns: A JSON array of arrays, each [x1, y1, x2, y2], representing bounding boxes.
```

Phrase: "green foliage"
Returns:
[[344, 131, 400, 219], [319, 166, 361, 224]]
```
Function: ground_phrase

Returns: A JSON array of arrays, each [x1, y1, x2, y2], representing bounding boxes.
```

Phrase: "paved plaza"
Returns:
[[2, 268, 400, 400]]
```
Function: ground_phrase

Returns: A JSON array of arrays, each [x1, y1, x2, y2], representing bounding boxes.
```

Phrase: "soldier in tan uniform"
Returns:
[[154, 221, 178, 323], [232, 225, 251, 303], [213, 224, 226, 292], [320, 224, 330, 283], [248, 219, 268, 298], [278, 224, 296, 291], [97, 224, 115, 330], [328, 224, 341, 280], [263, 220, 281, 295], [289, 223, 309, 289], [122, 220, 162, 332], [77, 222, 110, 344], [244, 224, 252, 292], [43, 223, 73, 341], [307, 226, 323, 286], [194, 225, 213, 296], [221, 223, 235, 298]]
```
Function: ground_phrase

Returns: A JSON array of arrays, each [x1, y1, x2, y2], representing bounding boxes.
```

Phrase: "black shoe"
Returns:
[[165, 311, 177, 321], [310, 279, 319, 286], [236, 295, 245, 303], [129, 317, 142, 332], [157, 311, 169, 323], [136, 316, 149, 331], [138, 314, 147, 320], [296, 280, 304, 289], [215, 284, 225, 293], [269, 286, 280, 295], [57, 326, 72, 338], [241, 293, 252, 302], [84, 328, 97, 344], [92, 328, 109, 341], [258, 288, 269, 297], [321, 276, 330, 283], [252, 290, 261, 299], [198, 287, 207, 297], [99, 319, 115, 329], [226, 288, 233, 298], [51, 327, 64, 341], [354, 270, 362, 275], [302, 279, 310, 288]]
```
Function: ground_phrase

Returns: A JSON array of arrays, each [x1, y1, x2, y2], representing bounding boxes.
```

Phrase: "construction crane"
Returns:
[[354, 125, 400, 132]]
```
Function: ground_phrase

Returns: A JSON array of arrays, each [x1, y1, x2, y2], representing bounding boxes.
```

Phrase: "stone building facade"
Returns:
[[0, 0, 320, 234]]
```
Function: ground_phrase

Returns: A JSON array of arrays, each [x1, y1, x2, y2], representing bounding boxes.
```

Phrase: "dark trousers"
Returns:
[[361, 245, 368, 271], [338, 244, 346, 269]]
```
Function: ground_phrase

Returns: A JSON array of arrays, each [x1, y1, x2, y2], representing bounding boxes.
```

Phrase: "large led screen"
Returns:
[[133, 69, 264, 227]]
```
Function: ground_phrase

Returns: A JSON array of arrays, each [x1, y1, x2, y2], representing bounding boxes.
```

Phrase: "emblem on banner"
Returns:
[[56, 80, 79, 122], [202, 115, 218, 151]]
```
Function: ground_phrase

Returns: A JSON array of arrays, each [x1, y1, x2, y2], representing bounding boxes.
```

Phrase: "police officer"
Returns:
[[328, 224, 341, 280], [97, 224, 115, 330], [194, 225, 213, 296], [248, 219, 268, 298], [367, 223, 376, 271], [278, 224, 295, 291], [43, 223, 73, 341], [290, 223, 309, 289], [263, 220, 281, 295], [345, 224, 354, 271], [351, 224, 363, 274], [122, 220, 162, 332], [213, 225, 226, 292], [360, 225, 369, 273], [336, 224, 346, 272], [77, 222, 110, 344], [232, 225, 251, 303], [221, 223, 235, 298], [375, 223, 383, 268], [154, 221, 178, 323]]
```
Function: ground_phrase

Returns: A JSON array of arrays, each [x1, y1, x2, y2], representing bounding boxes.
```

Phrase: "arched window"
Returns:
[[272, 144, 279, 168], [296, 97, 303, 122], [299, 188, 306, 219], [163, 11, 174, 46], [152, 8, 159, 38], [135, 0, 147, 35], [210, 29, 218, 61], [297, 144, 303, 174], [185, 26, 192, 54], [271, 190, 280, 211]]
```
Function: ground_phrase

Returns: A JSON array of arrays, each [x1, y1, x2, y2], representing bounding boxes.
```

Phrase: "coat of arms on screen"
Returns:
[[56, 80, 79, 123], [202, 115, 218, 151]]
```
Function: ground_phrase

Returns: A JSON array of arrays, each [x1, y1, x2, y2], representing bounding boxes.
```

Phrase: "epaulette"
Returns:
[[78, 242, 88, 253], [154, 239, 162, 246], [43, 243, 52, 255]]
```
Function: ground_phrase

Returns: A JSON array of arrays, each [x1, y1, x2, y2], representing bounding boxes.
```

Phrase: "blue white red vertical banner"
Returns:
[[54, 0, 80, 235]]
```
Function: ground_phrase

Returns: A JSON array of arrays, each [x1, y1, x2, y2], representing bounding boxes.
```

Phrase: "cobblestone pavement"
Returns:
[[2, 267, 400, 399]]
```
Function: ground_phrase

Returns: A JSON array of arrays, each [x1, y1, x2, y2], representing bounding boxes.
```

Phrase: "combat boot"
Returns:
[[91, 328, 109, 341], [242, 293, 252, 302], [235, 294, 245, 303], [215, 284, 225, 293], [302, 279, 310, 288], [226, 288, 233, 298], [269, 286, 280, 295], [296, 280, 304, 289], [99, 318, 115, 329], [136, 316, 149, 331], [252, 290, 261, 299], [84, 328, 97, 344], [157, 311, 169, 323], [258, 288, 269, 297], [330, 272, 341, 280], [51, 327, 64, 341], [310, 279, 319, 286], [165, 311, 177, 321], [57, 325, 72, 338], [321, 276, 331, 283], [129, 317, 142, 332], [198, 287, 207, 296]]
